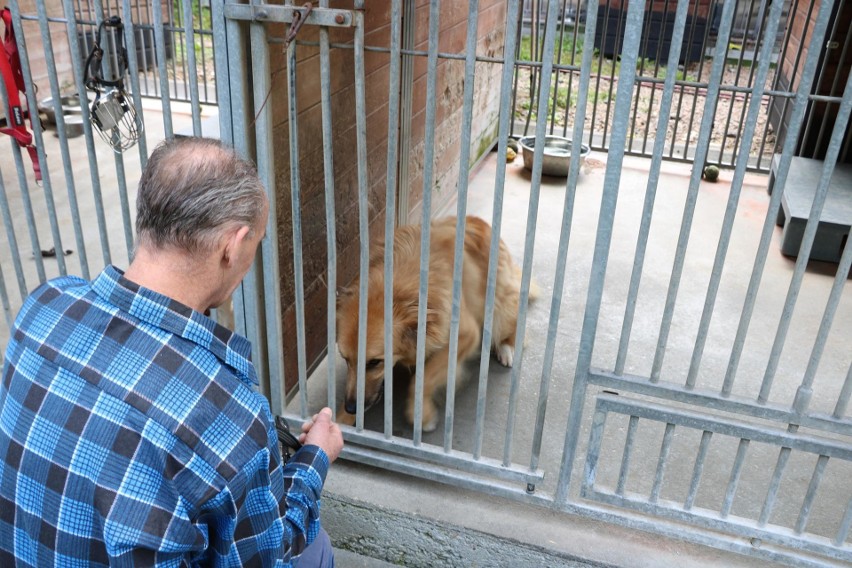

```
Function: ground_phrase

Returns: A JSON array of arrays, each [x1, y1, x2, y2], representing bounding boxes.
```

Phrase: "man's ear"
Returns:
[[222, 225, 252, 266]]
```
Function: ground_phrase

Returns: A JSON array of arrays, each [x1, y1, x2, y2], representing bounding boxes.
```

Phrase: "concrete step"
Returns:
[[334, 548, 400, 567], [325, 492, 608, 568]]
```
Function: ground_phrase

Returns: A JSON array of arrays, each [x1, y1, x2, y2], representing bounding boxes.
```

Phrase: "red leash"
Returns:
[[1, 7, 41, 182]]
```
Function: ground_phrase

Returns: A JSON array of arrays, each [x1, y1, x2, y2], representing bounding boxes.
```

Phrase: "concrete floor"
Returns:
[[293, 149, 852, 566]]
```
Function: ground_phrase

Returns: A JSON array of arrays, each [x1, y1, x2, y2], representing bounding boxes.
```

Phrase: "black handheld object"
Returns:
[[275, 416, 303, 462]]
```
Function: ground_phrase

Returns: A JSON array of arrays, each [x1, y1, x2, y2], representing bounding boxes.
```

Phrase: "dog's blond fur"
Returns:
[[336, 216, 532, 431]]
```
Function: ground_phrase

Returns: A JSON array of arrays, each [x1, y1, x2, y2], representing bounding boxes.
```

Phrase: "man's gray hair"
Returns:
[[135, 137, 267, 254]]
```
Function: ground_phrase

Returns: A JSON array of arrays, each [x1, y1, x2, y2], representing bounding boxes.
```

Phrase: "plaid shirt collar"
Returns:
[[92, 265, 259, 388]]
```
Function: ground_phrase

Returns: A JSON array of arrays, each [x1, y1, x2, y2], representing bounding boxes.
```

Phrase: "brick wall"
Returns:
[[268, 1, 506, 392], [774, 0, 851, 160]]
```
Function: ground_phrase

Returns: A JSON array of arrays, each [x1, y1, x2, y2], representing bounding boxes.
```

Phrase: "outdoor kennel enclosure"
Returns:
[[1, 0, 852, 566]]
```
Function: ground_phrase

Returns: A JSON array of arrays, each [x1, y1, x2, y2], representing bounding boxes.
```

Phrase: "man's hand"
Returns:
[[299, 407, 344, 463]]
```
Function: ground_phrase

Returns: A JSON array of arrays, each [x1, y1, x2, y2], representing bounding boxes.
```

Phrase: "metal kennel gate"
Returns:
[[1, 0, 851, 566], [218, 1, 852, 566]]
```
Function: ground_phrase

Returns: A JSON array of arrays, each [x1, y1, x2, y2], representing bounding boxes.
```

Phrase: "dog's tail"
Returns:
[[512, 264, 542, 302]]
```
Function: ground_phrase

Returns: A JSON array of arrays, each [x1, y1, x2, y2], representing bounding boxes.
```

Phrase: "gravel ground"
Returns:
[[513, 57, 779, 162]]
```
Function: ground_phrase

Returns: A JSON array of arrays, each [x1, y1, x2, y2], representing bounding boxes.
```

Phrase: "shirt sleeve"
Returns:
[[200, 443, 330, 567]]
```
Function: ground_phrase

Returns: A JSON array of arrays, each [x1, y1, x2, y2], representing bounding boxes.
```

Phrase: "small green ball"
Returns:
[[703, 164, 720, 182]]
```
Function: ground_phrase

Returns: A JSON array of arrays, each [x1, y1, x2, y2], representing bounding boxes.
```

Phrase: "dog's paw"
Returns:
[[422, 413, 439, 432], [496, 344, 514, 367], [406, 403, 440, 432]]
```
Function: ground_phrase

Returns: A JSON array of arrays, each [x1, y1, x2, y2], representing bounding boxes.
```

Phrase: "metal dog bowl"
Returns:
[[39, 94, 87, 125], [518, 135, 590, 177]]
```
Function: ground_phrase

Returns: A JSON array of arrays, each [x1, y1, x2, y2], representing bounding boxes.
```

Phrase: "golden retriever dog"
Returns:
[[336, 216, 534, 431]]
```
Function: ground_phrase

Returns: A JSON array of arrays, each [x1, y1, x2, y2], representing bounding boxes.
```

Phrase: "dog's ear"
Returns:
[[393, 299, 447, 351], [393, 298, 419, 351]]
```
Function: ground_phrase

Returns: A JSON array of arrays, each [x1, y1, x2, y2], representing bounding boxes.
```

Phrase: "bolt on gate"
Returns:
[[2, 0, 852, 566]]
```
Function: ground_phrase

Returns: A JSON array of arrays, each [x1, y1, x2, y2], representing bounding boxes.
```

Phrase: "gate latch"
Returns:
[[283, 3, 313, 50]]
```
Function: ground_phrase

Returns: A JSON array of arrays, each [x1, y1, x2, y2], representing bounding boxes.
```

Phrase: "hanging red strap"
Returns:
[[0, 7, 41, 182]]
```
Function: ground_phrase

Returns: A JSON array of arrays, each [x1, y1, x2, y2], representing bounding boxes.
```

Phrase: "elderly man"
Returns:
[[0, 137, 342, 566]]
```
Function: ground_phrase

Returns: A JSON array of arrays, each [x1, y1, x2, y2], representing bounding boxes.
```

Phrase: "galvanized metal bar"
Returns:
[[517, 0, 538, 138], [0, 262, 11, 329], [684, 0, 786, 389], [318, 0, 339, 417], [251, 17, 284, 415], [595, 394, 852, 460], [381, 0, 402, 437], [649, 0, 737, 382], [718, 0, 759, 167], [34, 0, 90, 279], [502, 0, 560, 468], [120, 0, 148, 165], [722, 0, 835, 396], [795, 455, 829, 534], [395, 0, 415, 225], [556, 0, 643, 503], [589, 368, 852, 439], [183, 0, 203, 135], [792, 224, 852, 419], [111, 134, 134, 259], [720, 438, 749, 518], [758, 446, 791, 526], [0, 25, 45, 285], [758, 65, 852, 403], [804, 14, 848, 159], [442, 0, 479, 454], [354, 0, 370, 431], [836, 497, 852, 547], [9, 0, 67, 276], [548, 0, 570, 135], [223, 3, 352, 26], [61, 0, 111, 268], [196, 2, 211, 102], [615, 0, 691, 376], [684, 430, 712, 511], [638, 0, 669, 156], [834, 361, 852, 419], [0, 139, 28, 300], [581, 406, 607, 496], [173, 0, 189, 104], [412, 0, 440, 445], [587, 1, 609, 150], [281, 416, 546, 485], [507, 0, 523, 140], [529, 0, 595, 468], [667, 0, 698, 159], [758, 0, 808, 170], [211, 0, 233, 144], [473, 0, 521, 460], [152, 0, 174, 137], [136, 4, 153, 99], [282, 4, 309, 418], [90, 0, 134, 259], [225, 1, 256, 351], [650, 423, 675, 504], [586, 487, 850, 565], [615, 415, 638, 496]]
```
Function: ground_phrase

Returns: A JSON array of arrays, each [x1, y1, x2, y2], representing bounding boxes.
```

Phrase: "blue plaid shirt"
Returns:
[[0, 265, 328, 566]]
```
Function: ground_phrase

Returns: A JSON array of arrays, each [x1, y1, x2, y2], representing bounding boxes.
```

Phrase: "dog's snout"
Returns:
[[344, 399, 357, 415]]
